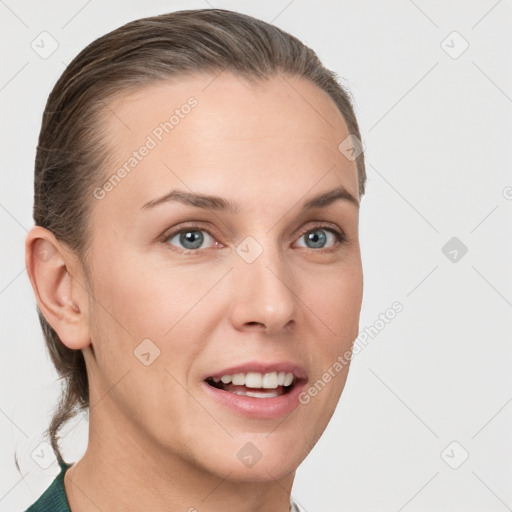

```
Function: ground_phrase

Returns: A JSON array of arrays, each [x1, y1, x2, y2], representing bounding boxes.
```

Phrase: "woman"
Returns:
[[24, 8, 366, 511]]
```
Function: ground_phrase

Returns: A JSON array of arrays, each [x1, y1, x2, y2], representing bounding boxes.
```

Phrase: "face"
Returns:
[[81, 72, 363, 481]]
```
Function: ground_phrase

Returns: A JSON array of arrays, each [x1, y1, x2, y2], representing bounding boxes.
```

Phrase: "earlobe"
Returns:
[[25, 226, 91, 350]]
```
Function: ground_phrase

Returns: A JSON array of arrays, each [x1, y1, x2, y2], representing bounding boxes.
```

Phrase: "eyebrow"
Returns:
[[141, 185, 359, 213]]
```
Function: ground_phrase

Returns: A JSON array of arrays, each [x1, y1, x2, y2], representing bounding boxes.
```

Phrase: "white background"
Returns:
[[1, 1, 511, 511]]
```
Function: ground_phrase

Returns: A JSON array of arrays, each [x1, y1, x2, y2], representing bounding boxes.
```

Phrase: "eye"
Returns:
[[164, 227, 221, 253], [295, 226, 345, 251], [162, 223, 345, 254]]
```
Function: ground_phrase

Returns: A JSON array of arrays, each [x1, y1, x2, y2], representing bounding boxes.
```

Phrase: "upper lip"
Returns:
[[204, 361, 308, 381]]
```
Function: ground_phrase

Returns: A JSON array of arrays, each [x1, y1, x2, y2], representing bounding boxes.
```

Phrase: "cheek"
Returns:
[[84, 252, 207, 431], [85, 248, 226, 397], [88, 248, 212, 341], [301, 263, 362, 413], [307, 264, 363, 344]]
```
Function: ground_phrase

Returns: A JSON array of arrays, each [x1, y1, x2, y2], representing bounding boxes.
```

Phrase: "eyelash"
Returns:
[[161, 222, 347, 255]]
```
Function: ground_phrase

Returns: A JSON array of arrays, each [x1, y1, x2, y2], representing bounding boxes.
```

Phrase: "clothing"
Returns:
[[25, 460, 307, 511], [290, 498, 307, 512], [25, 459, 71, 512]]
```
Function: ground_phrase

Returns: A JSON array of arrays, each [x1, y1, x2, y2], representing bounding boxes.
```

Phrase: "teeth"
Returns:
[[212, 371, 295, 389], [232, 389, 280, 398], [283, 373, 294, 386], [245, 372, 262, 388], [262, 372, 278, 389], [232, 373, 245, 385]]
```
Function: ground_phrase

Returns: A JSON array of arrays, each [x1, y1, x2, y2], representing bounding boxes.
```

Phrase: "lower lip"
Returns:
[[202, 380, 307, 419]]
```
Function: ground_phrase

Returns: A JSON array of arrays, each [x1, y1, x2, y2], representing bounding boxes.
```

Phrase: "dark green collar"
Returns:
[[25, 459, 72, 512]]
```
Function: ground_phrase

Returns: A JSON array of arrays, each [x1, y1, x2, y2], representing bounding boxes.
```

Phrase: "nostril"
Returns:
[[246, 322, 265, 328]]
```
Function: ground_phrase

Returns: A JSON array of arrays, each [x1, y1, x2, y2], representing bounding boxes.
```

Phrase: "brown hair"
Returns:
[[32, 8, 366, 465]]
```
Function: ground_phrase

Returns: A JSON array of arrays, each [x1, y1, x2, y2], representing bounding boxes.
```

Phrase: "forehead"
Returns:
[[95, 72, 358, 215], [107, 71, 348, 131]]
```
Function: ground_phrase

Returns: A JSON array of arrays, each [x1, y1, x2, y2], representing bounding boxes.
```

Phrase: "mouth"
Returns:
[[202, 362, 307, 418], [205, 371, 297, 398]]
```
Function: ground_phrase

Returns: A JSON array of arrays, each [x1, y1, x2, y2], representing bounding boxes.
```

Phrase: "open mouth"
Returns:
[[205, 371, 296, 398]]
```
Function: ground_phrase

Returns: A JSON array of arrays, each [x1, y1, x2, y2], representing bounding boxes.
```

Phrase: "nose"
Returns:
[[229, 243, 297, 335]]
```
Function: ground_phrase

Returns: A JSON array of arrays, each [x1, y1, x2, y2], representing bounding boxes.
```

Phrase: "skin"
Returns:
[[25, 72, 363, 512]]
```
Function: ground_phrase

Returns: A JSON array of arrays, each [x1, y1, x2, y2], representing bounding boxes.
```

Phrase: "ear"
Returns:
[[25, 226, 91, 350]]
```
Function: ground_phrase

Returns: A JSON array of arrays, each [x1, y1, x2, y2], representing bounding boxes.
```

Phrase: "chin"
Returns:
[[209, 450, 300, 483], [193, 428, 315, 482]]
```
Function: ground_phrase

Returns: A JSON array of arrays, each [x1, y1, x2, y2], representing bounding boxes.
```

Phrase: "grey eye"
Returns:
[[167, 229, 214, 251], [296, 229, 338, 249]]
